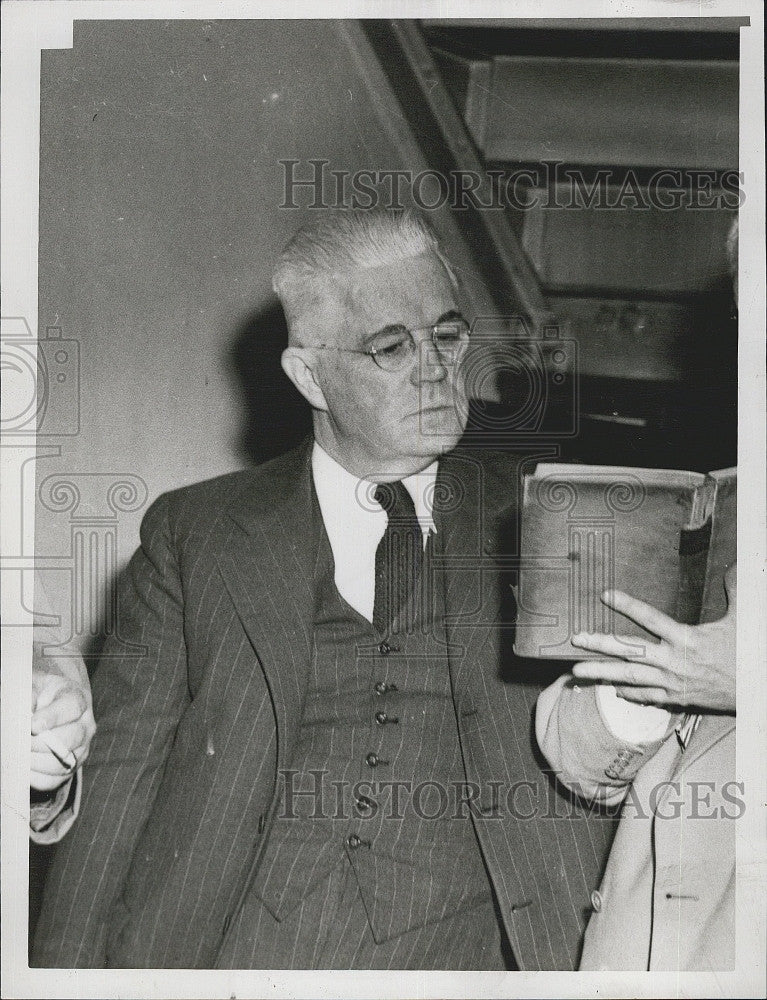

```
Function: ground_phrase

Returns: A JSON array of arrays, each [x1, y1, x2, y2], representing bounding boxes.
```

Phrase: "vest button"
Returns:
[[355, 794, 374, 812], [374, 681, 388, 695], [378, 641, 391, 655], [366, 752, 380, 767], [346, 834, 362, 850], [375, 711, 389, 725], [591, 890, 603, 912]]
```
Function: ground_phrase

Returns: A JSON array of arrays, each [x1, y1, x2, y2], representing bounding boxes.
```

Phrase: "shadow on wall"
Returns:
[[56, 301, 312, 676], [229, 300, 312, 465]]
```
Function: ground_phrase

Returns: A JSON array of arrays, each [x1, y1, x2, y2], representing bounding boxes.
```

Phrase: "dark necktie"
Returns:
[[372, 481, 424, 634]]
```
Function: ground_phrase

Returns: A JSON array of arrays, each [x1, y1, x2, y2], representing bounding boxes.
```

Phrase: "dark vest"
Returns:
[[249, 510, 493, 943]]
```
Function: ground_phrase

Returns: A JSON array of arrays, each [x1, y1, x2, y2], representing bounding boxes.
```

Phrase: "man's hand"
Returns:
[[570, 564, 736, 713], [31, 668, 96, 792]]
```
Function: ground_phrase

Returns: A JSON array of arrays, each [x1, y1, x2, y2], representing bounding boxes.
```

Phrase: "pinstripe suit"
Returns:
[[32, 438, 617, 969], [216, 510, 508, 969]]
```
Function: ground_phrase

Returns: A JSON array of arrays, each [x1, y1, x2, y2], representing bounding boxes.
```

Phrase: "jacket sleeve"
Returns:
[[535, 674, 675, 807], [32, 494, 191, 967]]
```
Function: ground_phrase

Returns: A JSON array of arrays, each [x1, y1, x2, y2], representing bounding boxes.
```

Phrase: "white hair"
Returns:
[[272, 209, 457, 342]]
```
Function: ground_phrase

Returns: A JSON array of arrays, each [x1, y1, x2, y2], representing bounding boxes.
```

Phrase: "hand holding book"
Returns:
[[570, 563, 736, 713], [514, 463, 736, 661]]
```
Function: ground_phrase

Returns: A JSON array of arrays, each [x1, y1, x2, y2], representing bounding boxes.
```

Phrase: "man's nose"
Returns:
[[412, 338, 448, 384]]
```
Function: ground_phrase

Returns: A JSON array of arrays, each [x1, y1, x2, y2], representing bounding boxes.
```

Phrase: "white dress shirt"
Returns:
[[311, 442, 436, 623]]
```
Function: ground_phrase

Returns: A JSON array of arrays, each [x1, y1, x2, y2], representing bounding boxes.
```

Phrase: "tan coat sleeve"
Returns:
[[535, 674, 673, 807]]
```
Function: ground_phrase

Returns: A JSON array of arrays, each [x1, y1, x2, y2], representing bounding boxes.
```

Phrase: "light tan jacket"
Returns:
[[536, 676, 737, 971]]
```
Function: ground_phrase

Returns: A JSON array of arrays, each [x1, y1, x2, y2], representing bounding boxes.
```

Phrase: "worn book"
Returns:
[[513, 462, 736, 660]]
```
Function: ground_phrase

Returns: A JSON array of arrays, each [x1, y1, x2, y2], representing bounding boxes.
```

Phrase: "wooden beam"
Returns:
[[483, 57, 738, 170], [362, 19, 553, 328]]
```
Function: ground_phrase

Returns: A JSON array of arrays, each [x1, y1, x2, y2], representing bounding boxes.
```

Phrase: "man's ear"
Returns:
[[281, 347, 329, 412]]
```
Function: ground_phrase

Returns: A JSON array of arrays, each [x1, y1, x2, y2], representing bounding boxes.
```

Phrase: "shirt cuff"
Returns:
[[30, 773, 77, 837], [596, 684, 674, 743]]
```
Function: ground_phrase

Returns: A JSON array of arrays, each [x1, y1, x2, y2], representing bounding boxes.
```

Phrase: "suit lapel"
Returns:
[[216, 438, 317, 769], [436, 449, 518, 693]]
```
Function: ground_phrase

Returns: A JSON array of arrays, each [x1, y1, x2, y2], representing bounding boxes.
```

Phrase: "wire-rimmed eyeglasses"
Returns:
[[311, 317, 470, 373]]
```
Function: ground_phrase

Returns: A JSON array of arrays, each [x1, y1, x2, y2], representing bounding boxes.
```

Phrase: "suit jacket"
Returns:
[[536, 676, 736, 971], [33, 440, 617, 969]]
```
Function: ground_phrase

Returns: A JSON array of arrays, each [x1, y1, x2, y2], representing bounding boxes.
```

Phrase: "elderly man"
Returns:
[[33, 209, 615, 970]]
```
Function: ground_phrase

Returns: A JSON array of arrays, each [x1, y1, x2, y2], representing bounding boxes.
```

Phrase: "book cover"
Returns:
[[513, 463, 736, 660]]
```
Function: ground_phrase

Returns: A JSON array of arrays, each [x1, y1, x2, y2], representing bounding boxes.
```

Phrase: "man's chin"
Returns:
[[413, 427, 464, 459], [415, 407, 466, 447]]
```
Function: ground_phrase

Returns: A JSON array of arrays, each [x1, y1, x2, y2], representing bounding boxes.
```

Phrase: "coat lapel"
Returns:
[[676, 712, 736, 772], [436, 448, 520, 693], [215, 438, 318, 769]]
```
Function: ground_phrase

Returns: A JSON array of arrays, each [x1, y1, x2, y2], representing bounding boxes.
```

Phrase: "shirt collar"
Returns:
[[311, 441, 437, 537]]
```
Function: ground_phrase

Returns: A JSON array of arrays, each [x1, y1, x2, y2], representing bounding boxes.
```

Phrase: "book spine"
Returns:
[[675, 517, 713, 625]]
